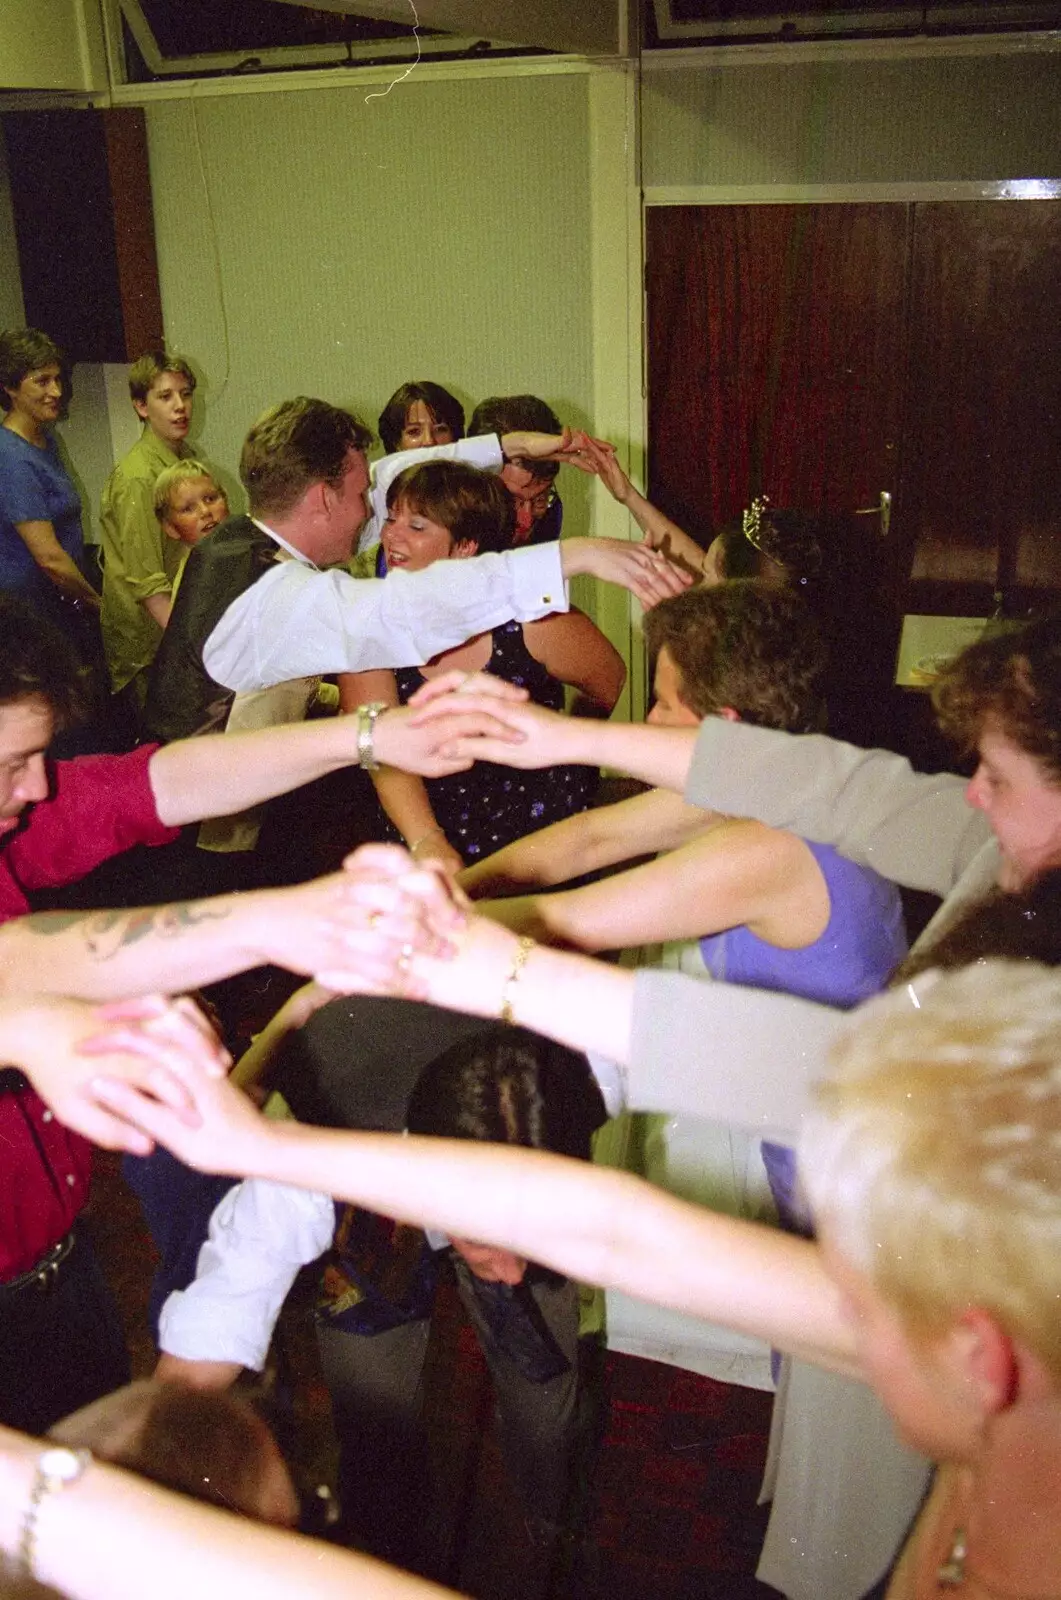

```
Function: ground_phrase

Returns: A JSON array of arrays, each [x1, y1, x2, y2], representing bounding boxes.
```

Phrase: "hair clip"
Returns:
[[742, 495, 771, 555]]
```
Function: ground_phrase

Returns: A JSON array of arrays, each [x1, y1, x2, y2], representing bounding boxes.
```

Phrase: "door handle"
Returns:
[[854, 490, 891, 539]]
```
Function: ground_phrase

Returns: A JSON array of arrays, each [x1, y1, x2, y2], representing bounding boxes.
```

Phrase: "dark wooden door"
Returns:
[[901, 201, 1061, 615], [646, 204, 910, 540], [646, 200, 1061, 749]]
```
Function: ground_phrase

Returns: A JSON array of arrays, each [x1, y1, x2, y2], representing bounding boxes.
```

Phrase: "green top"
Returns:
[[99, 429, 187, 693]]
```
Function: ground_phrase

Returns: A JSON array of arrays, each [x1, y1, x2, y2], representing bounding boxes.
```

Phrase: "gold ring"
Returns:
[[367, 909, 382, 929]]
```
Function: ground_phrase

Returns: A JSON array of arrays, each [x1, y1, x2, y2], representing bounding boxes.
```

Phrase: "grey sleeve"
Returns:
[[684, 720, 991, 898], [627, 969, 843, 1142]]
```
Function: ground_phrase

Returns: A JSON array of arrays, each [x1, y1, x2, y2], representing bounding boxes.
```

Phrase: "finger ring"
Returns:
[[367, 909, 382, 929], [397, 941, 415, 974]]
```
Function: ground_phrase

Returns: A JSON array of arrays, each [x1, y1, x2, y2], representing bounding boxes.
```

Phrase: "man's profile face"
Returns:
[[319, 448, 371, 564], [646, 646, 701, 729], [0, 697, 54, 837], [450, 1237, 527, 1285]]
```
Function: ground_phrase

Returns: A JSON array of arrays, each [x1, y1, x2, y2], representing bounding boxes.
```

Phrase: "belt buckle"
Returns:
[[35, 1258, 60, 1294]]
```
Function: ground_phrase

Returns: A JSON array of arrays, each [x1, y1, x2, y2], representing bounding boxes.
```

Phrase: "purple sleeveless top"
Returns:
[[700, 839, 906, 1233]]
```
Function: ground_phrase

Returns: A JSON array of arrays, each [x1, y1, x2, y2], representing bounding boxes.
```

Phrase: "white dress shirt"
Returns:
[[158, 1178, 335, 1371], [202, 539, 567, 693]]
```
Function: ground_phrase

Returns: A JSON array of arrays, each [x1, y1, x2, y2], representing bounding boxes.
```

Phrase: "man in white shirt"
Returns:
[[145, 396, 685, 742]]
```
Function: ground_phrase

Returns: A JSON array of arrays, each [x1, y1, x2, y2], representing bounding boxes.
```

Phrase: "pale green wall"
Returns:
[[642, 51, 1061, 187], [145, 73, 595, 531]]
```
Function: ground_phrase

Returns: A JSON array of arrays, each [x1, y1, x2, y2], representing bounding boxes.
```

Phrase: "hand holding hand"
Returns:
[[91, 1039, 271, 1176], [567, 432, 632, 501], [373, 698, 526, 777], [561, 536, 692, 610], [304, 844, 467, 994], [2, 992, 229, 1154], [251, 860, 459, 997], [411, 691, 587, 773]]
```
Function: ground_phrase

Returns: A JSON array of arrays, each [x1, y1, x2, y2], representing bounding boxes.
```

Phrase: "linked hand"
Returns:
[[5, 992, 228, 1154]]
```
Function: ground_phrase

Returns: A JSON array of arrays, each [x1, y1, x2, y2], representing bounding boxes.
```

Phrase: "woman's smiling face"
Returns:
[[382, 500, 475, 572]]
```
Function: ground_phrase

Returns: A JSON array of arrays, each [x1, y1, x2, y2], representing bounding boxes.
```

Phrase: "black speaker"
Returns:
[[2, 107, 163, 362]]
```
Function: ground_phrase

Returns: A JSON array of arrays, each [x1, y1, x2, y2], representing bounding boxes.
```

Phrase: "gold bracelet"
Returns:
[[499, 936, 535, 1025], [408, 827, 446, 854]]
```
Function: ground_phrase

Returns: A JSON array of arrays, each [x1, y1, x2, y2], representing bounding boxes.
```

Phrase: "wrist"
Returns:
[[498, 935, 536, 1024], [355, 701, 388, 771], [0, 1430, 40, 1560], [408, 826, 446, 855]]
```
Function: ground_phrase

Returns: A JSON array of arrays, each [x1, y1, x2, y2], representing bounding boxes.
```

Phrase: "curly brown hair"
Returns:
[[932, 614, 1061, 780], [643, 580, 827, 731]]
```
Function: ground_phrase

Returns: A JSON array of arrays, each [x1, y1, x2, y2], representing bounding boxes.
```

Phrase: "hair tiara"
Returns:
[[742, 494, 771, 556]]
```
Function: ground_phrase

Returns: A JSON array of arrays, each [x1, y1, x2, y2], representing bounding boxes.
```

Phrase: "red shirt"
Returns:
[[0, 745, 179, 1279]]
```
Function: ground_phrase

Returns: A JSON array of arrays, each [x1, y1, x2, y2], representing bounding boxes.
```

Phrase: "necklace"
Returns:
[[937, 1524, 1061, 1600]]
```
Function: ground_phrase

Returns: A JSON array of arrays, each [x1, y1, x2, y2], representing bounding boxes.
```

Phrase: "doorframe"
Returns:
[[645, 179, 1061, 205]]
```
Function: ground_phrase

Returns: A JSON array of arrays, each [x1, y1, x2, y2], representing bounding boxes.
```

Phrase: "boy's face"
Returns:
[[161, 476, 228, 546], [646, 646, 701, 728], [135, 370, 194, 447]]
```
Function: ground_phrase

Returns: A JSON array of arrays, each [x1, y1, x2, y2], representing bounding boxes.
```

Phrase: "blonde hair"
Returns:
[[153, 459, 221, 522], [801, 961, 1061, 1379]]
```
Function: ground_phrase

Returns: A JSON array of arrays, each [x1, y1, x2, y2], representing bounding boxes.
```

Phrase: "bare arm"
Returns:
[[574, 435, 707, 578], [143, 590, 173, 629], [0, 1423, 456, 1600], [14, 519, 101, 607], [0, 862, 454, 1003], [92, 1075, 857, 1379], [521, 609, 626, 715], [479, 821, 828, 953], [147, 697, 528, 828], [337, 667, 464, 875], [411, 689, 701, 794], [458, 786, 721, 899]]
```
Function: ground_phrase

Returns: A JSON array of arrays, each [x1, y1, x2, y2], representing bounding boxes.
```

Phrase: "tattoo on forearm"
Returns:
[[24, 901, 229, 960]]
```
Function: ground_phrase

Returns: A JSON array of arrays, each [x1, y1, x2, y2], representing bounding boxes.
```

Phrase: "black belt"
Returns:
[[0, 1232, 75, 1296]]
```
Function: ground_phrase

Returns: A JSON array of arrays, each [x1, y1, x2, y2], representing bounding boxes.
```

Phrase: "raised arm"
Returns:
[[94, 1073, 856, 1379], [410, 690, 701, 794], [458, 785, 718, 899], [146, 696, 527, 827], [0, 856, 456, 1003], [573, 434, 706, 579], [684, 718, 992, 897], [479, 819, 827, 953], [203, 541, 687, 694]]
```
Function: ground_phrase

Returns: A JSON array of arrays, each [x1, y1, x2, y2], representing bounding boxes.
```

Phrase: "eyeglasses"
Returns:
[[509, 483, 558, 519]]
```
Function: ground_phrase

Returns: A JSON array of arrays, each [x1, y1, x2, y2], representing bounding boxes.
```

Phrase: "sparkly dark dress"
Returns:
[[387, 619, 598, 862]]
